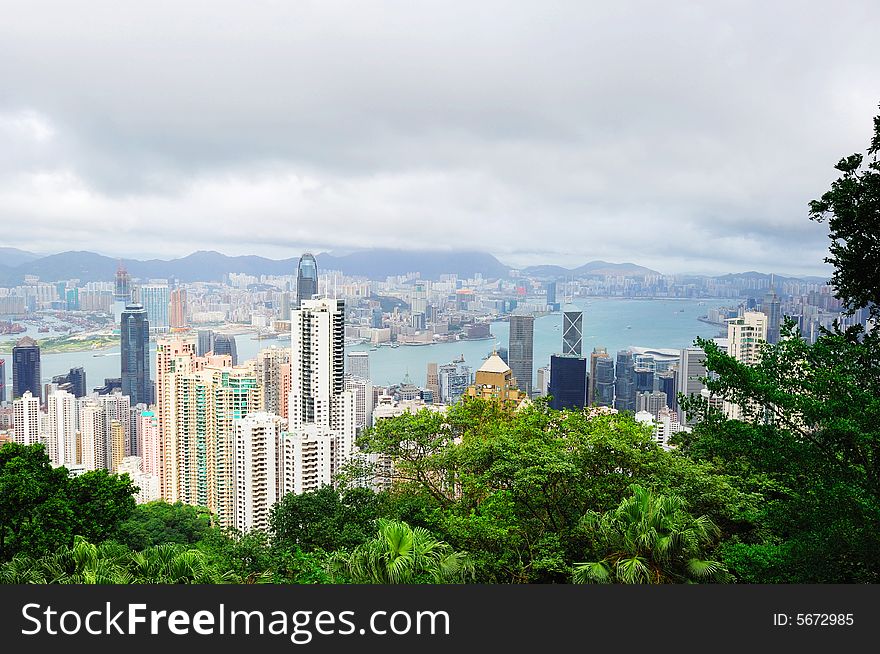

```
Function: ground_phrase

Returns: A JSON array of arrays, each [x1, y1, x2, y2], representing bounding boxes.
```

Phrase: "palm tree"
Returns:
[[328, 519, 474, 584], [573, 484, 730, 584], [129, 543, 232, 584]]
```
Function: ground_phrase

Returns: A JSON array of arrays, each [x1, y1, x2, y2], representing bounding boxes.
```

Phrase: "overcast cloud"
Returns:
[[1, 0, 878, 276]]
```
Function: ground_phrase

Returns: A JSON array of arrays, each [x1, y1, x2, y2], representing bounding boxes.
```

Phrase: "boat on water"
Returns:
[[626, 325, 632, 329]]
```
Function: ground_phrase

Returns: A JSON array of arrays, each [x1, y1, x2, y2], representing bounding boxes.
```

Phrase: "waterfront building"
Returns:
[[121, 303, 151, 406], [508, 315, 535, 397], [12, 336, 41, 401], [347, 350, 371, 379], [140, 284, 170, 331], [614, 349, 636, 412], [295, 252, 319, 307], [562, 309, 583, 357], [548, 354, 587, 410], [212, 333, 238, 366]]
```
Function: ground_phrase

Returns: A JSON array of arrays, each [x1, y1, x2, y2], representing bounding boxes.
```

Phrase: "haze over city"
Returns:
[[2, 1, 879, 275]]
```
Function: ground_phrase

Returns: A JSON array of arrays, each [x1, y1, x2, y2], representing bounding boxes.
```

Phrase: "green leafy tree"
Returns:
[[117, 501, 213, 550], [328, 519, 473, 584], [67, 469, 137, 544], [573, 485, 729, 584], [809, 105, 880, 318], [0, 443, 73, 561]]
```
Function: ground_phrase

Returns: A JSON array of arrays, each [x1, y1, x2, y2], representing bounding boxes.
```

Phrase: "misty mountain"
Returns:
[[0, 247, 41, 267], [523, 260, 661, 278]]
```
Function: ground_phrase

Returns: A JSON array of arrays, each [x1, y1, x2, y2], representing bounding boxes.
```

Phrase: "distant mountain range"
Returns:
[[0, 247, 825, 285]]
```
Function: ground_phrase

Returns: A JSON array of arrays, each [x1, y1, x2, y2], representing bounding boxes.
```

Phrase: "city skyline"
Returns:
[[2, 3, 879, 275]]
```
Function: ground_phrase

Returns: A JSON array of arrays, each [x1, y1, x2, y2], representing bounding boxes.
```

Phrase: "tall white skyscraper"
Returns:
[[280, 430, 332, 495], [47, 389, 77, 466], [289, 297, 355, 481], [344, 374, 374, 433], [78, 399, 108, 471], [13, 391, 40, 447], [234, 412, 285, 533], [98, 392, 131, 460]]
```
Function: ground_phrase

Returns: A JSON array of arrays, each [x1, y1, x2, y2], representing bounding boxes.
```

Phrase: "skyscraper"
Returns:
[[197, 330, 215, 357], [256, 347, 291, 419], [545, 281, 558, 310], [140, 284, 170, 331], [121, 303, 151, 406], [78, 399, 108, 471], [677, 347, 707, 425], [234, 412, 284, 533], [51, 367, 87, 398], [548, 354, 587, 410], [425, 362, 440, 399], [590, 348, 615, 407], [169, 287, 187, 331], [47, 389, 77, 467], [295, 252, 319, 307], [508, 315, 534, 397], [562, 309, 583, 357], [347, 351, 371, 379], [763, 286, 782, 345], [289, 297, 355, 479], [113, 261, 132, 323], [12, 336, 41, 401], [614, 350, 636, 411], [0, 358, 5, 403], [12, 391, 40, 446], [213, 333, 238, 366], [725, 312, 768, 420]]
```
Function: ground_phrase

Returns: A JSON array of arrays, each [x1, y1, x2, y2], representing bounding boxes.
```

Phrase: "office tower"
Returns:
[[725, 312, 768, 420], [548, 354, 587, 410], [169, 287, 187, 331], [114, 262, 132, 303], [426, 362, 440, 398], [411, 282, 428, 315], [634, 365, 654, 396], [213, 333, 238, 366], [117, 457, 160, 504], [345, 375, 374, 433], [592, 351, 615, 407], [347, 351, 371, 379], [466, 352, 527, 406], [121, 303, 151, 406], [93, 378, 122, 395], [614, 350, 636, 411], [0, 358, 5, 403], [536, 365, 550, 397], [79, 399, 108, 471], [138, 410, 160, 477], [562, 310, 583, 357], [371, 308, 384, 328], [508, 315, 534, 397], [497, 347, 509, 364], [295, 252, 319, 307], [289, 297, 355, 480], [109, 420, 125, 472], [12, 391, 40, 446], [140, 284, 170, 331], [677, 347, 707, 424], [438, 360, 472, 405], [545, 281, 557, 309], [763, 286, 782, 345], [46, 389, 77, 467], [637, 390, 668, 417], [588, 347, 611, 405], [51, 367, 87, 398], [233, 412, 284, 533], [197, 330, 215, 357], [12, 336, 41, 401], [657, 370, 677, 411], [98, 392, 131, 458], [256, 347, 291, 419]]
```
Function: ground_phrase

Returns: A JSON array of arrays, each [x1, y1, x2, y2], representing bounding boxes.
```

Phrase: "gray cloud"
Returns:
[[1, 0, 878, 276]]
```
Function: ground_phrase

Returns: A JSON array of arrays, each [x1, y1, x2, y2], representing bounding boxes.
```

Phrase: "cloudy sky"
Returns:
[[1, 1, 878, 276]]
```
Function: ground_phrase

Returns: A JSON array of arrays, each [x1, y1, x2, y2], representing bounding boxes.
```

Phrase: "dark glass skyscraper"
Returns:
[[614, 349, 636, 411], [563, 310, 583, 357], [12, 336, 41, 401], [296, 252, 319, 307], [213, 334, 238, 366], [764, 287, 781, 345], [121, 303, 151, 405], [548, 355, 587, 410], [52, 367, 87, 398], [508, 314, 534, 397]]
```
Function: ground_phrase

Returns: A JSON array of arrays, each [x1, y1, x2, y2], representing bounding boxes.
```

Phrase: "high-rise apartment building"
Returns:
[[12, 391, 40, 446], [725, 311, 768, 420], [121, 303, 151, 406], [78, 399, 108, 471], [344, 374, 374, 433], [139, 410, 160, 478], [295, 252, 319, 307], [98, 392, 131, 459], [233, 412, 284, 533], [438, 361, 472, 405], [46, 389, 77, 467], [12, 336, 41, 401], [256, 347, 291, 419], [140, 284, 170, 331], [508, 315, 534, 397], [289, 297, 355, 481], [109, 420, 126, 472], [169, 287, 187, 331]]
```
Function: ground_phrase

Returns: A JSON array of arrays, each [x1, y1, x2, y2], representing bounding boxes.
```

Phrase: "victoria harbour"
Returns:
[[13, 298, 729, 390]]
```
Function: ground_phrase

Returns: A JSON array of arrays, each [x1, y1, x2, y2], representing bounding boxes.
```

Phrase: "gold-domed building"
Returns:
[[465, 351, 529, 408]]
